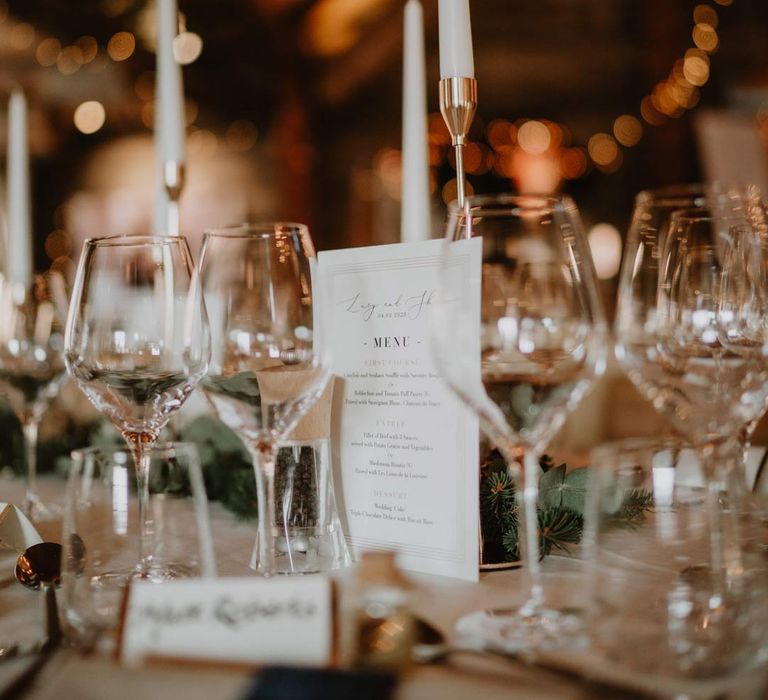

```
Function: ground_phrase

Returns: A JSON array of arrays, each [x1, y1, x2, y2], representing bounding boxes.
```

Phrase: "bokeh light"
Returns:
[[613, 115, 643, 147], [492, 146, 515, 178], [462, 142, 484, 174], [35, 38, 61, 66], [173, 31, 203, 65], [560, 147, 588, 179], [517, 120, 551, 155], [44, 229, 72, 259], [683, 50, 710, 86], [57, 46, 84, 74], [188, 129, 219, 158], [588, 133, 620, 168], [442, 178, 474, 205], [694, 4, 719, 26], [76, 36, 99, 64], [74, 101, 106, 134], [640, 96, 665, 125], [107, 31, 136, 61], [10, 23, 35, 50], [140, 101, 155, 129], [588, 223, 623, 279], [225, 119, 258, 151], [486, 119, 515, 148], [693, 23, 718, 52]]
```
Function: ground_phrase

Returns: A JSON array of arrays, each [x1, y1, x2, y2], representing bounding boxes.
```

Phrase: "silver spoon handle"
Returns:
[[42, 586, 61, 650]]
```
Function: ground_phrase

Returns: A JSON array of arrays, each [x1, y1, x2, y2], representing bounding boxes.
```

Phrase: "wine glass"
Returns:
[[432, 194, 607, 649], [198, 223, 330, 576], [586, 438, 768, 698], [64, 235, 210, 578], [615, 184, 768, 485], [62, 442, 216, 650], [0, 272, 68, 520], [653, 207, 768, 573]]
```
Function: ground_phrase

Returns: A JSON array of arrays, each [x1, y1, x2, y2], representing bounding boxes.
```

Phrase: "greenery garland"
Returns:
[[481, 450, 586, 562], [9, 410, 652, 564], [480, 449, 653, 564]]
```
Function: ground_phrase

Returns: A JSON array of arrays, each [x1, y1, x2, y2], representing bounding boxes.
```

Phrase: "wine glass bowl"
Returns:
[[651, 207, 768, 456], [0, 272, 68, 519], [616, 185, 768, 473], [64, 234, 210, 575], [615, 186, 708, 414], [199, 223, 330, 575], [433, 193, 607, 649], [65, 236, 209, 443]]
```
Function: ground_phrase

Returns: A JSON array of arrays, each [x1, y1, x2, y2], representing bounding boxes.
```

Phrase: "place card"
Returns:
[[318, 238, 481, 581], [120, 577, 333, 667]]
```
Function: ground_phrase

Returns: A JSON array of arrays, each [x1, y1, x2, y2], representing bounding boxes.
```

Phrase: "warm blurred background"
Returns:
[[1, 0, 768, 458]]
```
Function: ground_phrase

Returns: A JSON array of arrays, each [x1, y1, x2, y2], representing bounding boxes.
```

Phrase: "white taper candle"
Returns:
[[6, 90, 32, 288], [154, 0, 185, 235], [438, 0, 475, 79], [401, 0, 431, 243]]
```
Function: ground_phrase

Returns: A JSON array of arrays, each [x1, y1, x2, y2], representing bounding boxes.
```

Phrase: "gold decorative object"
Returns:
[[439, 76, 477, 209]]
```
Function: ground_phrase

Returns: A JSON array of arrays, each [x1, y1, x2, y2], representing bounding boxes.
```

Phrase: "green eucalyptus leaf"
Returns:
[[180, 415, 248, 456], [561, 467, 589, 514], [538, 463, 566, 508], [204, 371, 262, 403]]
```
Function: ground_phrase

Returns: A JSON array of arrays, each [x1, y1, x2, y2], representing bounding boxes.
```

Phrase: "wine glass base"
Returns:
[[89, 563, 199, 589], [455, 606, 588, 653], [134, 563, 199, 582]]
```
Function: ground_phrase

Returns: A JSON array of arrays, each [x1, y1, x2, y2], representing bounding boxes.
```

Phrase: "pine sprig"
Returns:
[[480, 450, 653, 565], [481, 471, 515, 526], [538, 506, 584, 555], [612, 487, 655, 525], [501, 506, 584, 561]]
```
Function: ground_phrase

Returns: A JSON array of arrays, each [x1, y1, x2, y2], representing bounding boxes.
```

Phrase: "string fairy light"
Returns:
[[426, 0, 731, 190]]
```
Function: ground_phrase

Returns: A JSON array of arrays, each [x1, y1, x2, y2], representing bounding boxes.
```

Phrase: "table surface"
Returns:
[[1, 474, 767, 700]]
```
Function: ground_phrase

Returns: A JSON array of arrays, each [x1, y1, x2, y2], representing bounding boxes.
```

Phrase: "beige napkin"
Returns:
[[0, 503, 43, 583]]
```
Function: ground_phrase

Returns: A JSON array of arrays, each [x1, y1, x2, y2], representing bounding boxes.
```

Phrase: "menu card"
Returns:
[[318, 239, 481, 581]]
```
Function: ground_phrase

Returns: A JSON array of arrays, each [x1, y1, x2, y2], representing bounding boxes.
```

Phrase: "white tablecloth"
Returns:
[[0, 474, 766, 700]]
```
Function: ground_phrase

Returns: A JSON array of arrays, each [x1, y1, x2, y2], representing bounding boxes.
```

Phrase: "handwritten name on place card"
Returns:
[[120, 577, 333, 667]]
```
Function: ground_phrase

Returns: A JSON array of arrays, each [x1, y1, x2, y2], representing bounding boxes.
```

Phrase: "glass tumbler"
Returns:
[[61, 442, 216, 650], [585, 439, 768, 692]]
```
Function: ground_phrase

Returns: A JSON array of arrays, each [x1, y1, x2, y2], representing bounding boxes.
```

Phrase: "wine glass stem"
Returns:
[[699, 441, 741, 592], [738, 419, 760, 491], [21, 418, 40, 509], [520, 450, 544, 611], [252, 446, 278, 576], [705, 476, 725, 577], [133, 441, 153, 573]]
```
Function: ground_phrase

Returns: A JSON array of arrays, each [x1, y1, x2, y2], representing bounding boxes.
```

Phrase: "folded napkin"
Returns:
[[0, 503, 43, 584]]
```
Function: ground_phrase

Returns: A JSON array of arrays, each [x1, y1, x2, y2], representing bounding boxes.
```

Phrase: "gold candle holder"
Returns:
[[439, 77, 477, 209], [163, 160, 186, 236]]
